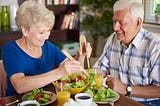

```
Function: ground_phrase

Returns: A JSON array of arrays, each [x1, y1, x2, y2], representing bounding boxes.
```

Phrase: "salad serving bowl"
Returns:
[[70, 83, 89, 95], [53, 73, 89, 95]]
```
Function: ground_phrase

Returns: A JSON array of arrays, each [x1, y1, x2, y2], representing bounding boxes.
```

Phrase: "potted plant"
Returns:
[[80, 0, 117, 57], [155, 4, 160, 23]]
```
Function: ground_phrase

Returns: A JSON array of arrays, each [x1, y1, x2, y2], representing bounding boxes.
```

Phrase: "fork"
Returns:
[[6, 99, 19, 106]]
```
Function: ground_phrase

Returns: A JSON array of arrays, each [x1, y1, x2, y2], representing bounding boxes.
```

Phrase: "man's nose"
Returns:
[[113, 22, 120, 31]]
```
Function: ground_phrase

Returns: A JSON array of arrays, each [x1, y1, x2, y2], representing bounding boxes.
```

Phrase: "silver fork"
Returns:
[[6, 99, 19, 106]]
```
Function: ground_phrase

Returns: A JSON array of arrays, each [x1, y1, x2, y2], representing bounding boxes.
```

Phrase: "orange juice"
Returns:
[[95, 75, 103, 88], [57, 91, 70, 106]]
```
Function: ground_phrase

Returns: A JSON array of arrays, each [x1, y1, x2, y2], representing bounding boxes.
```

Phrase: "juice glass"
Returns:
[[55, 82, 70, 106], [94, 68, 104, 89], [57, 91, 70, 106]]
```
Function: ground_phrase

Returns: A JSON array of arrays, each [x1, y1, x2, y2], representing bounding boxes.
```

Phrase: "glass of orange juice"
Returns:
[[55, 82, 70, 106], [94, 68, 104, 89]]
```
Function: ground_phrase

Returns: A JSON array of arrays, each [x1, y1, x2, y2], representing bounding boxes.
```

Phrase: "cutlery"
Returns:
[[61, 49, 89, 76], [79, 35, 91, 69], [6, 99, 19, 106]]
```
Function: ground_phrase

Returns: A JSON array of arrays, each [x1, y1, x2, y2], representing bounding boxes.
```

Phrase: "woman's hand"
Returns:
[[79, 42, 92, 58], [58, 58, 83, 76], [75, 42, 92, 66]]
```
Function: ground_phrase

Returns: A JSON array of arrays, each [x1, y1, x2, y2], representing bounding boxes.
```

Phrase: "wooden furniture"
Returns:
[[0, 1, 79, 59], [1, 84, 144, 106], [0, 60, 7, 97]]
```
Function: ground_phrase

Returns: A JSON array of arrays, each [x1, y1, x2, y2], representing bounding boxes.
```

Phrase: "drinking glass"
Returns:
[[55, 82, 70, 106], [94, 68, 104, 89]]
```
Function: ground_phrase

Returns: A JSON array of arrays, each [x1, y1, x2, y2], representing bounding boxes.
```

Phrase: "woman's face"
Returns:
[[113, 8, 139, 46], [24, 23, 51, 47]]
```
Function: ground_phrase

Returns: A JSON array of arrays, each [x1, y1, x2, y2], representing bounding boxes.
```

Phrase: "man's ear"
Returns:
[[137, 17, 143, 27], [21, 27, 28, 36]]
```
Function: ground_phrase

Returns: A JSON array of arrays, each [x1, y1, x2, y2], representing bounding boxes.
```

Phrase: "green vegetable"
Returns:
[[23, 89, 51, 104], [93, 87, 108, 101], [88, 68, 95, 76], [60, 73, 87, 89], [84, 69, 116, 102], [60, 76, 70, 82], [106, 88, 116, 98], [72, 80, 85, 88], [87, 69, 96, 86]]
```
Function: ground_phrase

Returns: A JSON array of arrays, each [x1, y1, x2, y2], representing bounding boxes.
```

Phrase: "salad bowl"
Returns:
[[70, 83, 89, 95], [53, 73, 89, 95]]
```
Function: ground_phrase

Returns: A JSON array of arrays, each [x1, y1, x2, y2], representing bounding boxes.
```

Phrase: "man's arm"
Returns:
[[106, 76, 160, 98], [131, 85, 160, 98]]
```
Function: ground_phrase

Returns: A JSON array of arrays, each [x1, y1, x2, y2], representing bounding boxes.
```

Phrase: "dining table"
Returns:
[[1, 84, 144, 106]]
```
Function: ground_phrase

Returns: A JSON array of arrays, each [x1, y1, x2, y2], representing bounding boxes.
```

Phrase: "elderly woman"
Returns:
[[2, 0, 90, 96]]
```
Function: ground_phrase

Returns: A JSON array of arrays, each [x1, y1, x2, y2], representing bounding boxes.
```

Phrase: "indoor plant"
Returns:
[[80, 0, 116, 57], [155, 4, 160, 23]]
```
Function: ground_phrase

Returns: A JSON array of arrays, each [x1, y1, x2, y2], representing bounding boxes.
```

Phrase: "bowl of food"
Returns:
[[70, 83, 89, 95], [53, 73, 89, 95]]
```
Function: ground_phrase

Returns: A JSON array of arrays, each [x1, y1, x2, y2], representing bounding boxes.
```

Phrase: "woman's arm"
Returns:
[[10, 58, 83, 94]]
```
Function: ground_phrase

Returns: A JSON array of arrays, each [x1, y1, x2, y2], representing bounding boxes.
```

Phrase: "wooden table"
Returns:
[[1, 84, 144, 106]]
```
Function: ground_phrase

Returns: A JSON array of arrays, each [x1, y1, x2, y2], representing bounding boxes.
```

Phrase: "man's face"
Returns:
[[113, 8, 139, 46]]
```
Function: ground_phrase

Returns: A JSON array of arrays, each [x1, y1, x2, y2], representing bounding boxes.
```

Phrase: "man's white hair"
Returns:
[[113, 0, 144, 22]]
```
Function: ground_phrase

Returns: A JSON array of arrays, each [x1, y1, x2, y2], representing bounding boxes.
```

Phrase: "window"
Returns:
[[144, 0, 160, 24]]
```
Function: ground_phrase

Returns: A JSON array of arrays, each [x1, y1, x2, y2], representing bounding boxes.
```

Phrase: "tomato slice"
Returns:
[[35, 93, 43, 99]]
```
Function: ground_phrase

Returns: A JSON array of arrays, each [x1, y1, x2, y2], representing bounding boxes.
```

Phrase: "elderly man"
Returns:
[[94, 0, 160, 105]]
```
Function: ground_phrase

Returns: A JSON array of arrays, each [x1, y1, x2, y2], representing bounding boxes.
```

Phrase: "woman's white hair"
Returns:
[[113, 0, 144, 22]]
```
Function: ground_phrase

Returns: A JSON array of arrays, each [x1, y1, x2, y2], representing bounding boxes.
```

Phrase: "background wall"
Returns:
[[143, 23, 160, 33]]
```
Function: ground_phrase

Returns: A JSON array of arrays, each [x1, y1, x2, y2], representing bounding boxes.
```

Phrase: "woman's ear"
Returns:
[[21, 27, 28, 36]]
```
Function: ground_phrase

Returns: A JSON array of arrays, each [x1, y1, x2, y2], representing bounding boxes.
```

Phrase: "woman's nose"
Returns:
[[43, 32, 50, 40]]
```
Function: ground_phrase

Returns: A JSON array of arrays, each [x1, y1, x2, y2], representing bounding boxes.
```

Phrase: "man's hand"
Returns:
[[106, 76, 127, 95]]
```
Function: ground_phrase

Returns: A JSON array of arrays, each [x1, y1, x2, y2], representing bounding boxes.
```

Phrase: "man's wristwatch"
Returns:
[[125, 85, 132, 96]]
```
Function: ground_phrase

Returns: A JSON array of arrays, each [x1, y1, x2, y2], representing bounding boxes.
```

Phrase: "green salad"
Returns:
[[84, 69, 116, 102], [58, 73, 87, 88], [85, 86, 115, 102], [23, 89, 52, 104], [55, 68, 116, 101]]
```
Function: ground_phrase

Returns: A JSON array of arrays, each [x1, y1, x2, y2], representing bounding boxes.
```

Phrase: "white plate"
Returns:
[[22, 91, 57, 106], [95, 91, 120, 104], [92, 101, 98, 106]]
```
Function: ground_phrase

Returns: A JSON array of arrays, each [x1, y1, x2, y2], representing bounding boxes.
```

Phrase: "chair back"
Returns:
[[0, 60, 7, 97]]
